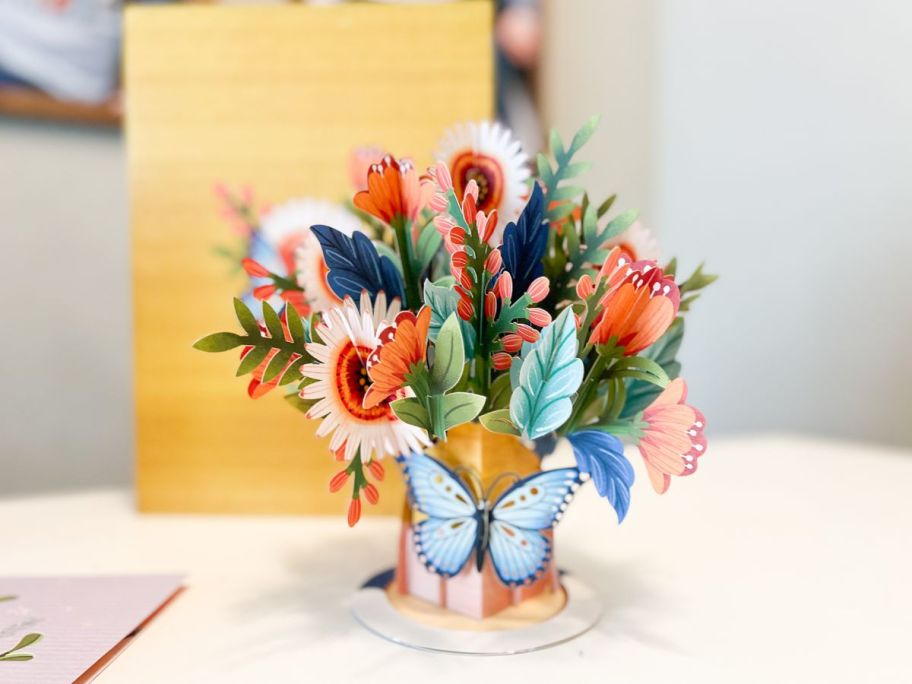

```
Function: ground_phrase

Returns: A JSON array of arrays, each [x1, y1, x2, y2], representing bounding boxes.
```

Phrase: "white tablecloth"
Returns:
[[3, 436, 910, 683]]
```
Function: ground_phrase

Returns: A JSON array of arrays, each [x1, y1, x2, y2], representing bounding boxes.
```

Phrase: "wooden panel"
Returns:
[[125, 2, 494, 514]]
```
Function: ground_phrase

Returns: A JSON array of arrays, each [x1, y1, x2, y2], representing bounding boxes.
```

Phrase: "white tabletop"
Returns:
[[3, 436, 911, 683]]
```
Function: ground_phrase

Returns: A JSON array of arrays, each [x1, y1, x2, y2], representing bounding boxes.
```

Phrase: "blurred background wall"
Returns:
[[2, 0, 911, 494], [543, 0, 912, 447], [0, 121, 132, 493]]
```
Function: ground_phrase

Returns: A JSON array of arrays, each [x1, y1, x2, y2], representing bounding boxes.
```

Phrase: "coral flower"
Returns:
[[300, 293, 429, 461], [363, 307, 432, 409], [353, 155, 431, 227], [636, 379, 706, 494], [436, 122, 530, 236], [589, 252, 680, 355]]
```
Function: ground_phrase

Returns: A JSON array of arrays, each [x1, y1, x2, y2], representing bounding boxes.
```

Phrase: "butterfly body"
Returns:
[[398, 451, 585, 586]]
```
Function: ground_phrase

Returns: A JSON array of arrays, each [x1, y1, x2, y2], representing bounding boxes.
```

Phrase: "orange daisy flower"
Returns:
[[353, 155, 431, 227], [363, 307, 432, 409], [589, 249, 680, 355]]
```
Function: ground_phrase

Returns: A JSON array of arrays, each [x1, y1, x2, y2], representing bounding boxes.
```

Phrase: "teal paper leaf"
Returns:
[[423, 278, 476, 357], [509, 309, 584, 440]]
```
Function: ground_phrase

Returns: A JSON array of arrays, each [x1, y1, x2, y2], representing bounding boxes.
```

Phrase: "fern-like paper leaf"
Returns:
[[500, 183, 548, 296], [311, 225, 405, 305], [509, 308, 584, 440]]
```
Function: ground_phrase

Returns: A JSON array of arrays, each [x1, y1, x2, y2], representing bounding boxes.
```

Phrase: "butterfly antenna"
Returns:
[[453, 466, 485, 502], [484, 472, 521, 502]]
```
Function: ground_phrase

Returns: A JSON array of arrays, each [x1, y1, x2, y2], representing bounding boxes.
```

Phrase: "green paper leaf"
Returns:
[[568, 115, 600, 156], [285, 303, 305, 345], [601, 209, 639, 241], [548, 128, 565, 161], [416, 220, 443, 273], [536, 153, 554, 186], [487, 373, 513, 410], [596, 194, 617, 218], [236, 345, 269, 376], [284, 392, 315, 414], [582, 204, 598, 244], [233, 297, 260, 336], [621, 319, 684, 417], [429, 314, 465, 393], [479, 409, 520, 435], [192, 332, 245, 353], [391, 397, 431, 431], [261, 302, 284, 341], [550, 185, 585, 202], [8, 634, 41, 652], [0, 655, 33, 662], [261, 349, 293, 383], [442, 392, 486, 430], [279, 357, 305, 385], [610, 356, 670, 388]]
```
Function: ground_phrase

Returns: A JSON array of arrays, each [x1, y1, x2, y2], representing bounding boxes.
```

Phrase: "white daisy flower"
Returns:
[[604, 219, 661, 263], [300, 292, 429, 461], [259, 198, 362, 313], [435, 121, 530, 241]]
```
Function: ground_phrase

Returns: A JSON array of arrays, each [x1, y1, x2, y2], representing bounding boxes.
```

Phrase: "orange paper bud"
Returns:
[[242, 258, 270, 278], [329, 470, 349, 493], [363, 483, 380, 505], [348, 497, 362, 527]]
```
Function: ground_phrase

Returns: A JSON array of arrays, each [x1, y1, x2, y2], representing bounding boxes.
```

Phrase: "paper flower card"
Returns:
[[196, 118, 716, 627]]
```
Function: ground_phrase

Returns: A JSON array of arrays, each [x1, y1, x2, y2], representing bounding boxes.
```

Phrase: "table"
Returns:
[[3, 436, 910, 683]]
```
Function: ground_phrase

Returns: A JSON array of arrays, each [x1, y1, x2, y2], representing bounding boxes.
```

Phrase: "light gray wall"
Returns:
[[0, 119, 132, 494], [543, 0, 912, 447]]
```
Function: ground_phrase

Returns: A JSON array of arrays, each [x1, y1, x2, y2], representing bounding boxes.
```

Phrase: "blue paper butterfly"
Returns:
[[396, 451, 586, 585]]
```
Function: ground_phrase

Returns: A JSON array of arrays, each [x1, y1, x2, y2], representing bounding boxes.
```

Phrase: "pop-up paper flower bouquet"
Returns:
[[196, 118, 715, 652]]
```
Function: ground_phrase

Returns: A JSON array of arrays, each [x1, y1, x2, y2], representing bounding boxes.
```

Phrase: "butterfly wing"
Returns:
[[397, 452, 479, 578], [488, 467, 583, 585]]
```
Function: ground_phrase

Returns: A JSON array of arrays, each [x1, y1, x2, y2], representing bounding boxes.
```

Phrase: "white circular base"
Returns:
[[350, 570, 602, 655]]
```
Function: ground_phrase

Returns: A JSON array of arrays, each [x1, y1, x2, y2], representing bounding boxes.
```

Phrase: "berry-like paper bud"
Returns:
[[501, 333, 523, 353], [516, 323, 540, 343], [492, 352, 513, 370], [528, 308, 552, 327], [527, 276, 550, 303], [496, 272, 513, 301], [484, 249, 502, 274]]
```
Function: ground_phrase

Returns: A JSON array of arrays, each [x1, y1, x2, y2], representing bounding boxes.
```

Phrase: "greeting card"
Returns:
[[0, 576, 182, 683]]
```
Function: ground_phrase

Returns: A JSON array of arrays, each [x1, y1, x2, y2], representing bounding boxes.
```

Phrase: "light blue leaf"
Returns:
[[509, 309, 584, 440], [567, 430, 635, 522], [423, 279, 476, 357]]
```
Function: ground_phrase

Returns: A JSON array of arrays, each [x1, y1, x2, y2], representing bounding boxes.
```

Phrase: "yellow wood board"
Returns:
[[125, 2, 493, 514]]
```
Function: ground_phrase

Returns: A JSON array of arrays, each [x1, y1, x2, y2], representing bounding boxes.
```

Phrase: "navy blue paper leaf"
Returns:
[[311, 225, 406, 306], [567, 430, 635, 523], [500, 184, 548, 296]]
